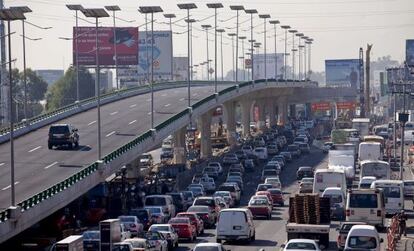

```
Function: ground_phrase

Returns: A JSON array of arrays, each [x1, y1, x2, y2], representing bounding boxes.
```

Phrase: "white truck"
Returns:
[[358, 142, 382, 162], [55, 235, 83, 251], [359, 160, 391, 180], [352, 118, 370, 137], [328, 150, 355, 186]]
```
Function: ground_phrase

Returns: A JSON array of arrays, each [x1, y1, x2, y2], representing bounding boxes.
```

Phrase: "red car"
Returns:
[[168, 217, 197, 241], [247, 196, 272, 219], [176, 212, 204, 236], [268, 188, 284, 206], [255, 191, 274, 208]]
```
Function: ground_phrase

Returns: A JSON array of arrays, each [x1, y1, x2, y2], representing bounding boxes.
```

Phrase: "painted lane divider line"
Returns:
[[44, 161, 58, 170]]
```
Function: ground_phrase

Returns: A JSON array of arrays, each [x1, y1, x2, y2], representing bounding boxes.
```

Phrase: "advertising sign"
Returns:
[[73, 27, 138, 66], [253, 53, 284, 79], [336, 101, 356, 110], [137, 30, 172, 80], [311, 102, 331, 111], [406, 39, 414, 67], [325, 59, 362, 89]]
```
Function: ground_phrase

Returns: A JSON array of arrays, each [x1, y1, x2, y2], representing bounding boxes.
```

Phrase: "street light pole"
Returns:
[[178, 3, 197, 110], [207, 3, 223, 93], [230, 5, 244, 84], [280, 25, 290, 82], [244, 9, 257, 83], [259, 14, 270, 84], [201, 24, 211, 81], [105, 6, 121, 90], [295, 33, 303, 80], [216, 28, 225, 81], [0, 8, 26, 207], [269, 20, 279, 80], [186, 19, 196, 81], [82, 8, 110, 160], [239, 36, 246, 81], [66, 5, 84, 102], [289, 29, 297, 80], [307, 38, 313, 79], [228, 33, 236, 81], [164, 14, 176, 81], [302, 36, 308, 80]]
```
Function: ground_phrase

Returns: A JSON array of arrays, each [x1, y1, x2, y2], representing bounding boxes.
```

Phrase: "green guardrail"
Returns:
[[0, 79, 288, 223]]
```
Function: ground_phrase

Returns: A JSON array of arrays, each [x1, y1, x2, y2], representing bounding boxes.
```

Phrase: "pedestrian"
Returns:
[[399, 210, 408, 237]]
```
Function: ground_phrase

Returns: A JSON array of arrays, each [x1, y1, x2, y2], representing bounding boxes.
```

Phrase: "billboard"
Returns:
[[252, 53, 284, 79], [325, 59, 362, 89], [336, 101, 356, 110], [311, 102, 331, 111], [406, 39, 414, 67], [137, 30, 172, 80], [73, 27, 138, 66]]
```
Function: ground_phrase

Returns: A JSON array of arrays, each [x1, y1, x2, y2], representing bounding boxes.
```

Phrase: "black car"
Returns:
[[167, 192, 187, 213], [48, 124, 79, 149], [243, 159, 255, 172], [297, 166, 314, 180], [130, 208, 153, 230]]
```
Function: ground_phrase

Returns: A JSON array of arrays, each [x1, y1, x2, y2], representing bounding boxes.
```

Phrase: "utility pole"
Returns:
[[359, 47, 365, 117], [0, 0, 7, 124], [365, 44, 373, 117]]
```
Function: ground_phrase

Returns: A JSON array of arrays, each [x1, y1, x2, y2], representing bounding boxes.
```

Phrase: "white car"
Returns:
[[123, 238, 154, 251], [359, 176, 377, 189], [118, 215, 143, 237], [344, 225, 382, 251], [193, 243, 227, 251], [254, 147, 268, 161], [146, 231, 169, 251], [281, 239, 322, 251], [207, 162, 223, 174], [148, 224, 179, 249], [265, 177, 281, 189]]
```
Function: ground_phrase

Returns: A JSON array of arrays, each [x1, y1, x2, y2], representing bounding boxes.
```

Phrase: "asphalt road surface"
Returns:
[[0, 85, 222, 209]]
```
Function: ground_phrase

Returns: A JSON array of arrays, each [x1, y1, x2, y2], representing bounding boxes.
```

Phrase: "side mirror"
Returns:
[[280, 244, 286, 248]]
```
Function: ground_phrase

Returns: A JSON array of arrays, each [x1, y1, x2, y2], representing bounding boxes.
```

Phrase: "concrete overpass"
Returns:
[[0, 79, 356, 242]]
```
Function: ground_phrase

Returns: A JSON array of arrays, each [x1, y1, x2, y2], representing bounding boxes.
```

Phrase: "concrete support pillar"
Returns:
[[173, 127, 187, 164], [240, 99, 253, 137], [200, 111, 213, 159], [223, 101, 237, 147], [268, 99, 277, 127], [289, 104, 296, 119], [256, 100, 266, 131], [278, 98, 288, 125]]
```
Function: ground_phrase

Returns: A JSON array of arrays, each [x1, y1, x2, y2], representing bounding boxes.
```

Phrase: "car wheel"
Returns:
[[48, 143, 53, 150], [216, 238, 221, 243], [174, 241, 178, 248], [75, 141, 79, 148]]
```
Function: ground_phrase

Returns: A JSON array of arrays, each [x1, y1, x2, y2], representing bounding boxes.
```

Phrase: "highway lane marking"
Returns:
[[44, 161, 58, 170], [106, 131, 116, 137], [129, 104, 137, 108], [179, 98, 185, 101], [147, 112, 152, 115], [88, 120, 96, 126], [0, 163, 4, 167], [129, 120, 137, 125], [2, 181, 19, 191], [164, 104, 171, 107], [110, 111, 118, 116], [28, 146, 42, 153]]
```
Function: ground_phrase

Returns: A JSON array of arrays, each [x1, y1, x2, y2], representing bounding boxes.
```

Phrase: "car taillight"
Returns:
[[346, 210, 350, 216], [377, 210, 382, 217], [130, 224, 136, 228]]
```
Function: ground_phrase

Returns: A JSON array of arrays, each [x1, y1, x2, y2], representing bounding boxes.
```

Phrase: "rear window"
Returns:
[[219, 185, 235, 192], [188, 206, 209, 212], [194, 198, 214, 207], [380, 187, 401, 198], [349, 194, 378, 208], [255, 148, 264, 153], [404, 181, 414, 186], [286, 242, 316, 250], [145, 197, 166, 206], [347, 236, 377, 249], [169, 218, 189, 224], [119, 216, 135, 222], [268, 189, 282, 195], [49, 125, 69, 134], [288, 145, 298, 151], [263, 170, 277, 176]]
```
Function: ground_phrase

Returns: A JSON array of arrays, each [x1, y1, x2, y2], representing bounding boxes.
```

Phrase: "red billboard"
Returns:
[[311, 102, 331, 111], [73, 27, 138, 66], [336, 101, 356, 110]]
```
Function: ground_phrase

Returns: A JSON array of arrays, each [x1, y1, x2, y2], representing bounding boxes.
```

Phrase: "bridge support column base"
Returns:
[[200, 111, 213, 159], [9, 206, 21, 223], [240, 99, 253, 137], [224, 101, 237, 148], [173, 127, 187, 165]]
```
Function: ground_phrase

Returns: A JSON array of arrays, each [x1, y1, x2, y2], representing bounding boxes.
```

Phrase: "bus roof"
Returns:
[[360, 160, 389, 165], [363, 135, 384, 141], [315, 169, 345, 174], [352, 118, 370, 123], [372, 180, 403, 185]]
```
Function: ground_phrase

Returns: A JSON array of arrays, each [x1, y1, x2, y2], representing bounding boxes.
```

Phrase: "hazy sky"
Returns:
[[5, 0, 414, 74]]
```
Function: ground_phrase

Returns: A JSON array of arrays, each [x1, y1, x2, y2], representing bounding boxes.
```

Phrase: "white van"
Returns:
[[346, 189, 385, 228], [322, 187, 345, 220], [344, 225, 383, 251], [216, 208, 255, 243], [144, 195, 176, 219], [313, 169, 347, 195], [370, 180, 404, 215], [253, 147, 268, 161]]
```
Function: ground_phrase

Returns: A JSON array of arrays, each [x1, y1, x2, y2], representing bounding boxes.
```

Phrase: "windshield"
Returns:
[[349, 194, 378, 208], [348, 236, 377, 249], [169, 218, 189, 224], [150, 226, 170, 232], [113, 245, 133, 251], [194, 199, 214, 207], [145, 197, 166, 206], [188, 206, 209, 212], [83, 231, 99, 240], [219, 185, 235, 192], [146, 207, 161, 214], [194, 247, 219, 251], [119, 216, 136, 223], [288, 145, 298, 151], [324, 194, 342, 204], [286, 242, 317, 250], [379, 186, 401, 198], [249, 199, 268, 205], [49, 125, 69, 134]]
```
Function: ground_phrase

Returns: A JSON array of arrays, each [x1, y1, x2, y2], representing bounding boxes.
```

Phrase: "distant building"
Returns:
[[92, 70, 113, 92], [35, 70, 64, 86]]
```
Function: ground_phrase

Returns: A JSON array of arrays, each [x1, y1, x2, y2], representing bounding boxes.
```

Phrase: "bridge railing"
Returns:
[[0, 79, 315, 224]]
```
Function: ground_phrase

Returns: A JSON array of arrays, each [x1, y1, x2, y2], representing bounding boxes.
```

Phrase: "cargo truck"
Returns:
[[55, 235, 83, 251], [286, 194, 331, 248], [328, 150, 355, 186]]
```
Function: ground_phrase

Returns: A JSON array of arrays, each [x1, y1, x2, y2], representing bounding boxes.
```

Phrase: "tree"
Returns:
[[46, 67, 95, 111]]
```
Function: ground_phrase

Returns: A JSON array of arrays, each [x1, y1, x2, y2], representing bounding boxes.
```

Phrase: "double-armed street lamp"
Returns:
[[229, 5, 244, 84], [207, 3, 223, 94], [269, 20, 280, 79], [259, 14, 270, 83], [163, 14, 176, 81]]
